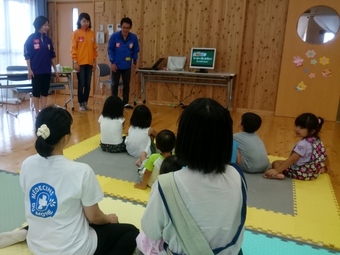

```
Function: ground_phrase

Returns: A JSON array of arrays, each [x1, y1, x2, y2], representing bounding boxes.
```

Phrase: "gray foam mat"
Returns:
[[76, 148, 295, 215], [244, 172, 294, 215], [76, 148, 140, 183], [0, 171, 26, 232]]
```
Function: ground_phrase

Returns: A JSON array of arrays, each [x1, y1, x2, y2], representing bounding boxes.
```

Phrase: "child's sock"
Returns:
[[0, 229, 28, 248]]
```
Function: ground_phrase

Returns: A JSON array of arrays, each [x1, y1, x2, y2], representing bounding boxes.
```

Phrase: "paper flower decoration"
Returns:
[[296, 81, 307, 92], [319, 56, 330, 66], [305, 50, 316, 58], [293, 56, 304, 66], [304, 68, 309, 73], [310, 59, 318, 65], [309, 73, 316, 78], [322, 69, 332, 78]]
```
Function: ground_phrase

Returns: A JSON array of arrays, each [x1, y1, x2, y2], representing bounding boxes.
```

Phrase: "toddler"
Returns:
[[98, 96, 126, 153], [234, 112, 271, 173], [125, 105, 157, 165], [264, 113, 331, 180], [134, 130, 176, 190]]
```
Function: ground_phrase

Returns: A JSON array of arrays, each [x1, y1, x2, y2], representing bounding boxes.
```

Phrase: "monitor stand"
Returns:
[[195, 69, 208, 73]]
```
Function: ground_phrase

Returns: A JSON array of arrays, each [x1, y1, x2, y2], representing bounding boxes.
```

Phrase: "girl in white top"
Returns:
[[19, 106, 139, 255], [140, 98, 246, 255], [125, 105, 157, 165], [98, 96, 126, 153]]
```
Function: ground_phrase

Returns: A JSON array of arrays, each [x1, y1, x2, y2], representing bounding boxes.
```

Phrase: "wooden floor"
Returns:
[[1, 95, 340, 205]]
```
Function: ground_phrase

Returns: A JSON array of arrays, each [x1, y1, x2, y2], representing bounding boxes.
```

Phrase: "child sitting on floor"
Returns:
[[134, 129, 176, 190], [125, 105, 158, 165], [233, 112, 271, 173], [136, 155, 184, 254], [98, 96, 126, 153], [264, 112, 331, 180]]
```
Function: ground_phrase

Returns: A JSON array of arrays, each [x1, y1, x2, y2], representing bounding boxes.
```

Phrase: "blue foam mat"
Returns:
[[243, 231, 340, 255]]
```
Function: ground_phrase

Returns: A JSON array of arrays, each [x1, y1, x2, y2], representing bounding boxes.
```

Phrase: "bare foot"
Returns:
[[264, 173, 285, 180], [318, 167, 326, 174]]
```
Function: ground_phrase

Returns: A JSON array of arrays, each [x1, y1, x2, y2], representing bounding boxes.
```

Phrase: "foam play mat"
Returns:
[[70, 135, 340, 250], [1, 134, 339, 254]]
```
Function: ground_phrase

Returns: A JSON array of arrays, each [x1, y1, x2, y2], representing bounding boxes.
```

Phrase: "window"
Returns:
[[0, 0, 35, 69], [323, 32, 335, 43], [72, 8, 78, 31]]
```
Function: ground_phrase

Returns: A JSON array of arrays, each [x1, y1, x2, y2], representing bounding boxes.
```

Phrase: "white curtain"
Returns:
[[0, 0, 36, 70], [314, 15, 340, 34], [297, 16, 309, 40]]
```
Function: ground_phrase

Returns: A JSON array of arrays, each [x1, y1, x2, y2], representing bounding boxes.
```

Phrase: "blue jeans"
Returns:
[[112, 68, 131, 105], [77, 65, 93, 104]]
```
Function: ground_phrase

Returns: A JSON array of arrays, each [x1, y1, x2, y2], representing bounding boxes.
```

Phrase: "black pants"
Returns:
[[77, 64, 93, 104], [92, 223, 139, 255], [112, 68, 131, 105]]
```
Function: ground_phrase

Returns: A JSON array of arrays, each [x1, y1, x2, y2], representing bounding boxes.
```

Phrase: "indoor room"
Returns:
[[0, 0, 340, 254]]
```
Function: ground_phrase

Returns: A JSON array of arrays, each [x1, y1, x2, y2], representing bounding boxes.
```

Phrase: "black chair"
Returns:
[[95, 63, 113, 104], [95, 63, 123, 105], [5, 66, 31, 117]]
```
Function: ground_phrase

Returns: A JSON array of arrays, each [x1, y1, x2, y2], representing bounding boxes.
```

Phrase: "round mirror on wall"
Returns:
[[297, 5, 340, 44]]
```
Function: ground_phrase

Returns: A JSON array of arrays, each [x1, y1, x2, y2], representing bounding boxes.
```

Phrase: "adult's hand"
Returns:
[[74, 62, 80, 72], [27, 69, 34, 80], [111, 63, 117, 72]]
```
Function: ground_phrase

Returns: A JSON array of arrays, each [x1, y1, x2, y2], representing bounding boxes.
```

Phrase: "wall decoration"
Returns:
[[293, 56, 304, 66], [322, 69, 332, 78], [297, 5, 340, 45], [310, 59, 318, 65], [296, 81, 307, 92], [304, 68, 309, 73], [319, 56, 330, 65], [309, 73, 316, 78], [305, 50, 316, 58]]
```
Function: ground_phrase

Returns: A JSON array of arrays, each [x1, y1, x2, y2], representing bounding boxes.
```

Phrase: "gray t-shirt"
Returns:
[[233, 132, 271, 173]]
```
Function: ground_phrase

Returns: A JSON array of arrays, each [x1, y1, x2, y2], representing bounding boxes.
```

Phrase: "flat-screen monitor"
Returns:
[[189, 47, 216, 73]]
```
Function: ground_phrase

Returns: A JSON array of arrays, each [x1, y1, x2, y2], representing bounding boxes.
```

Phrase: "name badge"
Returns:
[[125, 57, 131, 61], [79, 36, 84, 42], [34, 44, 40, 50], [116, 42, 120, 48]]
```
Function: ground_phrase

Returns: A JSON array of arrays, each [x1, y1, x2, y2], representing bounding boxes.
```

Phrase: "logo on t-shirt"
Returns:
[[116, 42, 120, 48], [29, 183, 58, 218], [79, 36, 84, 42]]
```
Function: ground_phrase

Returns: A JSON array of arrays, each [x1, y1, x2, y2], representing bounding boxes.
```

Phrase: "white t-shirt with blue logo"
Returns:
[[20, 154, 103, 255]]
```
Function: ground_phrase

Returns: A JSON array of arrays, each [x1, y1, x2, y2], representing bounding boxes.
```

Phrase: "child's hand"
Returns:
[[134, 183, 147, 190], [107, 213, 119, 223]]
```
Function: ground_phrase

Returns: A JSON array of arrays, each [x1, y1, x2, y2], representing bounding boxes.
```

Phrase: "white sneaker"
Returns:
[[124, 104, 133, 109], [0, 229, 28, 248]]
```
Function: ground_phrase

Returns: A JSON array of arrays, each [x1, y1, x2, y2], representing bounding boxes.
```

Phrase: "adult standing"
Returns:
[[71, 13, 98, 111], [24, 15, 59, 115], [108, 17, 140, 109]]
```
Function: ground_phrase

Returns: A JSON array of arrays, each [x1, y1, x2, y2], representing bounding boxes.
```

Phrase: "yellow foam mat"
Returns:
[[246, 174, 340, 249], [64, 134, 101, 160], [0, 197, 145, 254], [62, 135, 340, 249], [96, 175, 150, 204]]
